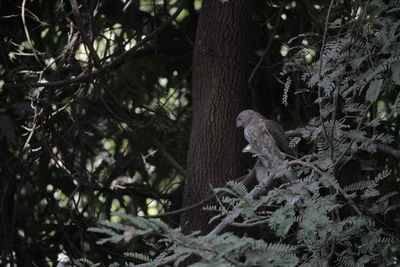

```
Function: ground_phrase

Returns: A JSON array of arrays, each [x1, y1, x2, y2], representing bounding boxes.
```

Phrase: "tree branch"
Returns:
[[142, 165, 257, 219], [334, 103, 372, 167], [69, 0, 101, 66], [208, 172, 276, 236], [377, 144, 400, 159], [154, 141, 186, 177], [248, 0, 285, 86], [3, 0, 189, 89], [230, 219, 269, 228]]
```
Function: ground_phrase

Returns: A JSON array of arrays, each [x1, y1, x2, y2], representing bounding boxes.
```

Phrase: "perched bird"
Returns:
[[236, 109, 296, 183], [236, 109, 295, 157]]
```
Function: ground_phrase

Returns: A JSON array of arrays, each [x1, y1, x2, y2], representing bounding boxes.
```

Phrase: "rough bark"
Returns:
[[180, 0, 253, 234]]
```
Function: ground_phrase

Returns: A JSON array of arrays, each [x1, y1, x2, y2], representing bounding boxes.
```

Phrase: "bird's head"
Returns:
[[236, 109, 258, 128]]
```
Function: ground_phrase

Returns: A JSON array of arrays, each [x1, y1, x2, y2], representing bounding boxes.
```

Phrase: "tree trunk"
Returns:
[[180, 0, 253, 234]]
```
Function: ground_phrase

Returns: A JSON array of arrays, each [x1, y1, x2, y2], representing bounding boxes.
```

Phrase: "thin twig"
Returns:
[[330, 4, 369, 160], [142, 195, 213, 219], [21, 0, 42, 64], [154, 141, 186, 177], [317, 0, 336, 157], [22, 103, 40, 151], [4, 0, 189, 89], [230, 219, 269, 228], [248, 1, 286, 86], [209, 183, 228, 213], [69, 0, 101, 66], [142, 166, 257, 219], [334, 103, 372, 167], [208, 172, 276, 236]]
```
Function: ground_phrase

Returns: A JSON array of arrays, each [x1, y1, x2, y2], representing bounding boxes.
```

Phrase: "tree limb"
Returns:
[[208, 172, 276, 236], [230, 219, 269, 228], [154, 141, 186, 177], [248, 0, 285, 86], [142, 165, 257, 219], [69, 0, 101, 66], [377, 144, 400, 159]]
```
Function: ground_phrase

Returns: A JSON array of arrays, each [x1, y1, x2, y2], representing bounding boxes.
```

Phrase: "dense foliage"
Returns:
[[87, 1, 400, 266], [0, 0, 399, 266], [1, 0, 194, 264]]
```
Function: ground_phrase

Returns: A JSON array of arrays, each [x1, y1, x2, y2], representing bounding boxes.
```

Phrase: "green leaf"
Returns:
[[276, 217, 295, 237], [366, 79, 383, 102]]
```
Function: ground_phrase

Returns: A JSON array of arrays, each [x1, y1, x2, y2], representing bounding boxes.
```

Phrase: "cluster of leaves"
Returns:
[[82, 1, 400, 266], [85, 212, 298, 267], [86, 166, 397, 266]]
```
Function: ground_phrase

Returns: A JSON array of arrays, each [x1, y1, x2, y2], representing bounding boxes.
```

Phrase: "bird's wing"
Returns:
[[262, 119, 295, 156]]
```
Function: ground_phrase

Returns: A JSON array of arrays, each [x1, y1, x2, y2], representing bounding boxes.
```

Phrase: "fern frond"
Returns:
[[124, 252, 151, 262], [226, 180, 249, 198], [344, 180, 377, 192]]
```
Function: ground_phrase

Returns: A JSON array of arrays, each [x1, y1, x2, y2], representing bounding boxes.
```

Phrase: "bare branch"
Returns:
[[284, 128, 303, 138], [69, 0, 101, 66], [208, 171, 276, 236], [377, 144, 400, 159], [21, 0, 42, 64], [4, 0, 189, 89], [143, 165, 257, 219], [248, 0, 286, 86], [230, 219, 269, 228], [154, 141, 186, 177]]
